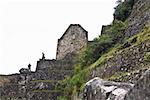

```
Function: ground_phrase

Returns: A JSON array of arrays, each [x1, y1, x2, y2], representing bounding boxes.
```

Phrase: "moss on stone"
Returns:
[[128, 25, 150, 45], [144, 52, 150, 62], [107, 72, 130, 82], [57, 96, 68, 100]]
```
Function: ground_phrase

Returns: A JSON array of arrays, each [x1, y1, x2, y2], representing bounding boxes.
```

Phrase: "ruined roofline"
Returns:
[[58, 24, 88, 41], [56, 24, 88, 60]]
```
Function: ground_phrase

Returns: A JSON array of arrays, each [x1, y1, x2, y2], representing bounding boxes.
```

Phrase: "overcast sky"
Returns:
[[0, 0, 117, 74]]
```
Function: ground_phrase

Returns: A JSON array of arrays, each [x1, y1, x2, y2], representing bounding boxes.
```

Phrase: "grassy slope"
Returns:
[[56, 24, 150, 100]]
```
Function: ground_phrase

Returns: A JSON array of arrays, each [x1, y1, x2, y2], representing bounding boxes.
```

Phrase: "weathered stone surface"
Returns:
[[0, 2, 150, 98], [125, 69, 150, 100], [82, 77, 134, 100], [125, 0, 150, 37], [36, 59, 74, 71], [93, 40, 150, 83], [0, 24, 87, 100], [56, 24, 88, 60]]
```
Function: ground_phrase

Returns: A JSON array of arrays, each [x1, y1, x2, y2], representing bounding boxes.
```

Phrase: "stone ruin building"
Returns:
[[36, 24, 88, 70], [0, 24, 88, 100]]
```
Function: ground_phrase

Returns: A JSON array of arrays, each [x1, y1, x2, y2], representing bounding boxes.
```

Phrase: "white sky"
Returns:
[[0, 0, 117, 74]]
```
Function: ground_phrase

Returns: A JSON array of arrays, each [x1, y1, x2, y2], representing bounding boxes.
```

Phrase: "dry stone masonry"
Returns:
[[125, 0, 150, 37], [56, 24, 88, 60], [0, 24, 88, 100]]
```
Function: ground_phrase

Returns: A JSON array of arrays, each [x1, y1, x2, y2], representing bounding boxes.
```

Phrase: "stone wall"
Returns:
[[56, 24, 88, 60], [36, 59, 75, 71], [93, 38, 150, 83], [125, 0, 150, 37], [125, 69, 150, 100], [81, 69, 150, 100], [0, 24, 87, 100]]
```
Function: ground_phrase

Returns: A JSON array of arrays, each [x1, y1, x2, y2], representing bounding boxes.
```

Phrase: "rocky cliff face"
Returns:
[[81, 0, 150, 99], [125, 0, 150, 37]]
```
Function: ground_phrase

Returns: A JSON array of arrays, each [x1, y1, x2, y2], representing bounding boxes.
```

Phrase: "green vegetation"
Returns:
[[76, 20, 126, 71], [56, 68, 91, 99], [56, 25, 150, 99], [144, 52, 150, 62], [114, 0, 135, 21], [100, 20, 127, 36], [55, 2, 150, 99], [55, 19, 128, 100], [127, 24, 150, 45], [108, 72, 130, 82], [57, 96, 68, 100]]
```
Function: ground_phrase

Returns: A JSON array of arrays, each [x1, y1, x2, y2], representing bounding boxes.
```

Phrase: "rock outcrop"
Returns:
[[125, 69, 150, 100], [125, 0, 150, 37], [82, 77, 134, 100], [82, 68, 150, 100]]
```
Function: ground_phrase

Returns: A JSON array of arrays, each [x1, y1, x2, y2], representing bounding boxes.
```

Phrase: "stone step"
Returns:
[[29, 80, 58, 90], [48, 70, 73, 80], [45, 69, 74, 80], [36, 59, 75, 70], [34, 69, 74, 80], [29, 90, 63, 100], [1, 90, 62, 100], [0, 84, 26, 97], [0, 96, 26, 100]]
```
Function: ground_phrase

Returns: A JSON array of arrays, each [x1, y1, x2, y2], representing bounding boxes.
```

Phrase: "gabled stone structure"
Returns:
[[0, 24, 88, 100], [56, 24, 88, 60], [36, 24, 88, 71]]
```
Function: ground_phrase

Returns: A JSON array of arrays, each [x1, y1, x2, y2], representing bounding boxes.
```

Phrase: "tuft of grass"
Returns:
[[127, 25, 150, 45], [144, 52, 150, 62], [107, 72, 130, 81], [57, 96, 68, 100]]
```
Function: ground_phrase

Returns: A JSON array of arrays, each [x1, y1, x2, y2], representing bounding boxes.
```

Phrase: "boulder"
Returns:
[[82, 77, 134, 100]]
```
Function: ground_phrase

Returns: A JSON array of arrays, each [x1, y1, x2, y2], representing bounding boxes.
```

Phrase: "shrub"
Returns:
[[114, 0, 135, 21], [76, 20, 126, 71]]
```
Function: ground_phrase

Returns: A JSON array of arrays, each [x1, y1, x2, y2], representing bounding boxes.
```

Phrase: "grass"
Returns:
[[127, 24, 150, 45], [56, 23, 150, 100], [55, 44, 122, 99], [144, 52, 150, 62], [107, 72, 130, 81], [57, 96, 68, 100]]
